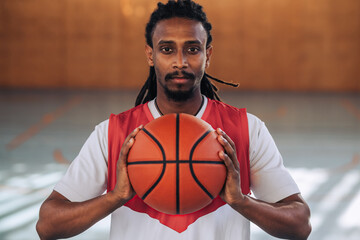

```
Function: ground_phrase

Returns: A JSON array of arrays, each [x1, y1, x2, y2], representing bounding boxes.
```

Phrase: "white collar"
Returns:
[[147, 96, 208, 119]]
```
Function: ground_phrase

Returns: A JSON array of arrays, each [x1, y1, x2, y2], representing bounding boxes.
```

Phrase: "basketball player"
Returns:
[[37, 0, 311, 239]]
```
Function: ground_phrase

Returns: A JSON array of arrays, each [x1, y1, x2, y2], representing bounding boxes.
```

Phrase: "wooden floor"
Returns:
[[0, 89, 359, 239]]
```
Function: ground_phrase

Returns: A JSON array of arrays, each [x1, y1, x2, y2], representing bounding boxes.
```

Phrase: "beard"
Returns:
[[161, 70, 197, 102], [163, 85, 195, 102]]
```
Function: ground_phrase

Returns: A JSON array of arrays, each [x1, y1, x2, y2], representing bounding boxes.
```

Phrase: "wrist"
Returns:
[[106, 191, 129, 209], [228, 194, 250, 213]]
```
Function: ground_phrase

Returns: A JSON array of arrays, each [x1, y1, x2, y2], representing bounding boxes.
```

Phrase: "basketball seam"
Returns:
[[176, 114, 180, 214], [128, 160, 224, 165], [140, 128, 166, 201], [189, 130, 215, 200]]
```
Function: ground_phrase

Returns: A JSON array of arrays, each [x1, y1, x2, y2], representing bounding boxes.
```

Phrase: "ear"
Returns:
[[145, 45, 154, 66], [205, 45, 213, 68]]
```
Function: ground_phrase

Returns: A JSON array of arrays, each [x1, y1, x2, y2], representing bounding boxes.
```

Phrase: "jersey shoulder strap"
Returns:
[[107, 103, 153, 192], [202, 99, 250, 194]]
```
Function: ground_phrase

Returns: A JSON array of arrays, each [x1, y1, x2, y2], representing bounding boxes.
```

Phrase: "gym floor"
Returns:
[[0, 89, 359, 239]]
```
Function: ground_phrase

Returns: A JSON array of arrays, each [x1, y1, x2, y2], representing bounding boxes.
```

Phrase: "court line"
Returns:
[[261, 106, 288, 121], [53, 149, 71, 165], [341, 99, 360, 121], [310, 170, 360, 233], [276, 106, 288, 117], [331, 153, 360, 174], [6, 96, 82, 151]]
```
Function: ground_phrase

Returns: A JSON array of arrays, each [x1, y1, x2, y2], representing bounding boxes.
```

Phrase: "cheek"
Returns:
[[193, 53, 207, 68], [154, 64, 166, 82], [192, 58, 207, 74], [153, 56, 170, 73]]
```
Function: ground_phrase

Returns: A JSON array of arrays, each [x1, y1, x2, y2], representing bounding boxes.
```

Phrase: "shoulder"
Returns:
[[204, 99, 248, 123], [92, 104, 144, 147], [95, 119, 109, 132], [246, 113, 268, 161], [246, 112, 271, 160], [207, 99, 246, 113], [110, 104, 152, 127], [246, 112, 265, 133], [111, 104, 146, 118], [207, 99, 263, 126]]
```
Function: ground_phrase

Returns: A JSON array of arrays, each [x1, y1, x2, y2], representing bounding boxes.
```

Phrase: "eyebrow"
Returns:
[[157, 40, 203, 45], [185, 40, 202, 45], [157, 40, 174, 45]]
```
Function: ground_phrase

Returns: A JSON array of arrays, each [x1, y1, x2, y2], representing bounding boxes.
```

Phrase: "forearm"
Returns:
[[231, 194, 311, 240], [36, 191, 125, 240]]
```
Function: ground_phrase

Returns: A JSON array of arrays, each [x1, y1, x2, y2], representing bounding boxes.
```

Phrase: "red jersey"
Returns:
[[107, 99, 250, 233]]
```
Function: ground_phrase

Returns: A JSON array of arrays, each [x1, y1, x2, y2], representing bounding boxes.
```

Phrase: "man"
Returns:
[[36, 0, 311, 239]]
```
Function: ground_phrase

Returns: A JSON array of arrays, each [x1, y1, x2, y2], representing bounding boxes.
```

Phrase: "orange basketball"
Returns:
[[127, 113, 226, 215]]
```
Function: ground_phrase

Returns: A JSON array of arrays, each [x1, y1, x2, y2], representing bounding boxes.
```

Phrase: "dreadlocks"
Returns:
[[135, 0, 238, 106]]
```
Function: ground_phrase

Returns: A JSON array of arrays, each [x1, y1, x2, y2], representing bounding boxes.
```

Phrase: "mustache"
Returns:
[[165, 70, 195, 81]]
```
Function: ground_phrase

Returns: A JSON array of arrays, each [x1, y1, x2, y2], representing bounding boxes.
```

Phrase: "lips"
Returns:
[[165, 71, 195, 82], [171, 75, 187, 79], [170, 77, 190, 84], [171, 76, 189, 80]]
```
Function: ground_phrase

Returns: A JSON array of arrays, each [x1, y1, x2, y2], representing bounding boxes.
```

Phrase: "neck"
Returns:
[[155, 91, 203, 116]]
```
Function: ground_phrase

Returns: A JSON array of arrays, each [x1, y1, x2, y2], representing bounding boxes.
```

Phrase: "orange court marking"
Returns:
[[263, 106, 288, 121], [6, 96, 82, 151], [276, 106, 288, 117], [331, 153, 360, 174], [53, 149, 71, 165], [341, 99, 360, 121]]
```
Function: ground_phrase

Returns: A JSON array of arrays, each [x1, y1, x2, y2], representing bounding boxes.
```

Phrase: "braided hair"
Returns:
[[135, 0, 238, 106]]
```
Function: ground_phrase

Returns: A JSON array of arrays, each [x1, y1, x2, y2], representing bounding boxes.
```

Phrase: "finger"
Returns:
[[217, 134, 240, 169], [119, 125, 143, 163], [123, 125, 143, 147], [218, 150, 237, 174], [217, 134, 240, 171], [216, 128, 236, 152]]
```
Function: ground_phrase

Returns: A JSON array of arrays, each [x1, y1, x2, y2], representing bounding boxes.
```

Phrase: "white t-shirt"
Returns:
[[54, 98, 299, 240]]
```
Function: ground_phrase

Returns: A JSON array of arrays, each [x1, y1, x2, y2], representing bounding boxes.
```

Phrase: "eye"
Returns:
[[187, 47, 200, 54], [160, 46, 173, 54]]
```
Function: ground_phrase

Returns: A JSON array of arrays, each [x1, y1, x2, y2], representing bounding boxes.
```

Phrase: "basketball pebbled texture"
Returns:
[[127, 113, 226, 215]]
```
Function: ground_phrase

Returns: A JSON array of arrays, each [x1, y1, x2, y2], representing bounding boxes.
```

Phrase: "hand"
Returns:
[[216, 128, 245, 206], [216, 129, 311, 239], [112, 125, 143, 204]]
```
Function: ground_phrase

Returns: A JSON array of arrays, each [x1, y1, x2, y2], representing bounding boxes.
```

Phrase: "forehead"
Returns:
[[152, 17, 207, 46]]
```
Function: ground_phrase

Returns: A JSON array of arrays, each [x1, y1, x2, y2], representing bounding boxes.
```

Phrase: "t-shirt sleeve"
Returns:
[[54, 120, 109, 202], [247, 113, 300, 203]]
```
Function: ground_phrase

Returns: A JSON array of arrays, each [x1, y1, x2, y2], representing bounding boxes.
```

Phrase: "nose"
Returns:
[[172, 51, 188, 69]]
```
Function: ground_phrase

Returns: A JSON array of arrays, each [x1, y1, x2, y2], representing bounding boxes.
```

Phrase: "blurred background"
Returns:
[[0, 0, 359, 239]]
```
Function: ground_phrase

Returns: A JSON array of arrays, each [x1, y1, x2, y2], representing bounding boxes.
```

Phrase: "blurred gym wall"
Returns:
[[0, 0, 359, 91]]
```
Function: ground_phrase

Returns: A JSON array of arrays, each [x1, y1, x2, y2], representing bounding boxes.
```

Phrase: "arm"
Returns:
[[217, 128, 311, 240], [36, 126, 142, 240], [36, 190, 125, 240]]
